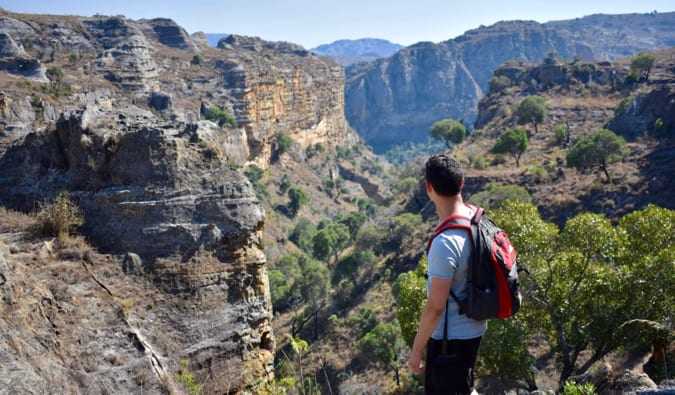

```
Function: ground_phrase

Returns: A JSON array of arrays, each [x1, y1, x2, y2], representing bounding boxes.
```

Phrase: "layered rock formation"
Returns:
[[345, 12, 675, 152], [0, 9, 356, 394]]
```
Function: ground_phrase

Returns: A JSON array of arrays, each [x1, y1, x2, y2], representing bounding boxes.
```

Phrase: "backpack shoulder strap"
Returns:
[[425, 215, 472, 255]]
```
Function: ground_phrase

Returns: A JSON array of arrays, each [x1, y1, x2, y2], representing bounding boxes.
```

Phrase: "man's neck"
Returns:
[[435, 195, 467, 221]]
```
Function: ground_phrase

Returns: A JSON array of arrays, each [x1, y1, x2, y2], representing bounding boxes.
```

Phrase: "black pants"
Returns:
[[424, 336, 482, 395]]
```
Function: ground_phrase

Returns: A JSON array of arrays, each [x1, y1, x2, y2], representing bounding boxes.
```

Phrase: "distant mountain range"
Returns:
[[205, 35, 403, 66], [310, 38, 404, 66]]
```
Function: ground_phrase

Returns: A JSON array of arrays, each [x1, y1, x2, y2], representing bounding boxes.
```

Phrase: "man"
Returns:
[[407, 154, 487, 394]]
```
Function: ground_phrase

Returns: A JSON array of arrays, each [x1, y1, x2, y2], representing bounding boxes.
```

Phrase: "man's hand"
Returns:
[[407, 349, 424, 374]]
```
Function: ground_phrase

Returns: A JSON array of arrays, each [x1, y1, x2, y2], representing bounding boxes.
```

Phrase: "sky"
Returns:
[[1, 0, 673, 49]]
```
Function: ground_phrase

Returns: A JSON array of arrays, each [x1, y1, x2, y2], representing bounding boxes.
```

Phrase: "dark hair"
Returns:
[[425, 154, 463, 196]]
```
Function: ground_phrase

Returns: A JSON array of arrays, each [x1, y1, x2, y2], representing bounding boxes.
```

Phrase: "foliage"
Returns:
[[269, 254, 304, 311], [492, 127, 529, 167], [206, 105, 238, 128], [554, 124, 568, 145], [175, 359, 203, 395], [488, 75, 512, 94], [515, 95, 547, 133], [332, 250, 376, 284], [630, 51, 656, 82], [561, 381, 597, 395], [429, 118, 466, 148], [191, 54, 203, 65], [244, 164, 265, 183], [394, 256, 427, 347], [383, 213, 422, 252], [566, 129, 626, 182], [357, 321, 406, 386], [491, 202, 674, 385], [477, 319, 535, 389], [337, 211, 367, 240], [287, 188, 308, 217], [276, 132, 293, 156], [346, 306, 379, 338], [311, 222, 350, 263], [289, 218, 316, 253], [615, 95, 634, 114], [35, 192, 84, 238], [468, 183, 532, 210]]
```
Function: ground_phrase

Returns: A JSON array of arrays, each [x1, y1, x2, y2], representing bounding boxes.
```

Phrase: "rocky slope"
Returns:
[[345, 12, 675, 152], [0, 9, 358, 394]]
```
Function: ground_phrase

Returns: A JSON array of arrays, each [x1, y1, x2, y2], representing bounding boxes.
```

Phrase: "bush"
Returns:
[[276, 132, 293, 155], [206, 105, 238, 128], [35, 192, 84, 238]]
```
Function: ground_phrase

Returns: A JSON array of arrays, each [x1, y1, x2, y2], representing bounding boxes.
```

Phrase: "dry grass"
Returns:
[[0, 207, 34, 233]]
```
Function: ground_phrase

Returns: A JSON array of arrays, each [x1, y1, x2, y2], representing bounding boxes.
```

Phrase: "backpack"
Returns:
[[425, 204, 522, 320]]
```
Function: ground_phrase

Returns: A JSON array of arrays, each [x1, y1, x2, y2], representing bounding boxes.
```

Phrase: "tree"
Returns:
[[566, 129, 626, 182], [429, 118, 466, 148], [287, 187, 308, 217], [492, 127, 528, 167], [357, 322, 406, 387], [311, 222, 350, 264], [630, 51, 657, 82], [488, 75, 512, 94], [515, 96, 547, 133], [45, 66, 64, 94], [491, 202, 675, 387], [394, 257, 427, 347]]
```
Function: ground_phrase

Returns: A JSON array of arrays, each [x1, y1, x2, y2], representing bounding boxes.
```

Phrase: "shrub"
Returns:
[[206, 105, 238, 128], [35, 192, 84, 238], [473, 155, 487, 170], [488, 75, 512, 94], [175, 359, 203, 395], [276, 132, 293, 155], [191, 54, 203, 65]]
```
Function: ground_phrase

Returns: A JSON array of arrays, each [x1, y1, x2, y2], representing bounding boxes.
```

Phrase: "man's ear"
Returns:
[[425, 180, 432, 194]]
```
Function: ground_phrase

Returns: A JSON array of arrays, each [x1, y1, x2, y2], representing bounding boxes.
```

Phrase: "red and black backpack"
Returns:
[[426, 204, 522, 320]]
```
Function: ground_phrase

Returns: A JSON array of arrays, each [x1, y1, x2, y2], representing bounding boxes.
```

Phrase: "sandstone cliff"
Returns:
[[345, 12, 675, 152], [0, 9, 356, 394]]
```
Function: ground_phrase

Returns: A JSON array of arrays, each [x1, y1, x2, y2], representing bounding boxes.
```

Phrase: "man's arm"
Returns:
[[407, 276, 452, 373]]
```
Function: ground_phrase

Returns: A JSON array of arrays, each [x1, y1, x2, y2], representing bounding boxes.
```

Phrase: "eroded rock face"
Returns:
[[345, 13, 675, 152], [0, 106, 274, 393]]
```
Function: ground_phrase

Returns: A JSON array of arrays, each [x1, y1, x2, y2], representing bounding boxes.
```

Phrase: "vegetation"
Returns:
[[206, 105, 238, 128], [35, 192, 84, 238], [175, 359, 203, 395], [566, 129, 626, 182], [515, 95, 547, 133], [491, 127, 529, 167], [287, 188, 308, 217], [396, 202, 674, 390], [488, 75, 512, 94], [429, 118, 466, 148], [630, 51, 656, 82]]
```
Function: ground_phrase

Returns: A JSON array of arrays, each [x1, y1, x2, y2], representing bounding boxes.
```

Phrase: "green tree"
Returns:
[[385, 213, 422, 252], [515, 95, 547, 133], [566, 129, 626, 182], [311, 222, 350, 263], [287, 187, 308, 217], [478, 319, 536, 391], [289, 218, 316, 253], [491, 202, 675, 387], [488, 75, 512, 94], [630, 51, 656, 82], [206, 105, 238, 128], [276, 132, 293, 156], [337, 211, 367, 241], [469, 182, 532, 210], [357, 322, 406, 387], [429, 118, 466, 148], [394, 257, 427, 347], [45, 66, 64, 94], [492, 127, 529, 167]]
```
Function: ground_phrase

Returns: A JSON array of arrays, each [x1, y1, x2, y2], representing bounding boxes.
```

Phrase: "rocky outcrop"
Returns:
[[82, 17, 159, 90], [345, 12, 675, 152], [0, 31, 46, 81], [0, 10, 355, 393], [138, 17, 199, 52], [0, 105, 273, 393]]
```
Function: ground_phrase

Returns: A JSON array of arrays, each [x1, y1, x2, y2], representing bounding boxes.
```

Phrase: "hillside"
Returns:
[[345, 12, 675, 153]]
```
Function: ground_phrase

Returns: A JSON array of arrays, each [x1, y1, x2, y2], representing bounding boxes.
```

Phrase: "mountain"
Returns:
[[345, 12, 675, 153], [311, 38, 404, 66], [0, 9, 360, 393]]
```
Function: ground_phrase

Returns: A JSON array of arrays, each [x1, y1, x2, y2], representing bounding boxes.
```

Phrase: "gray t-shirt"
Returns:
[[427, 227, 487, 340]]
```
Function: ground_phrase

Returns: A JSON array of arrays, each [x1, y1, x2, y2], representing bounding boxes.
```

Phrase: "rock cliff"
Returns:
[[345, 12, 675, 152], [0, 9, 356, 394]]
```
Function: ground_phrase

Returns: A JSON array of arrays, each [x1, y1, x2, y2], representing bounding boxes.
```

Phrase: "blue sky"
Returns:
[[1, 0, 673, 49]]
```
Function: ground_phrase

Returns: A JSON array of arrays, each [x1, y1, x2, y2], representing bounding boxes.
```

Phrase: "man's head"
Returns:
[[425, 154, 464, 196]]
